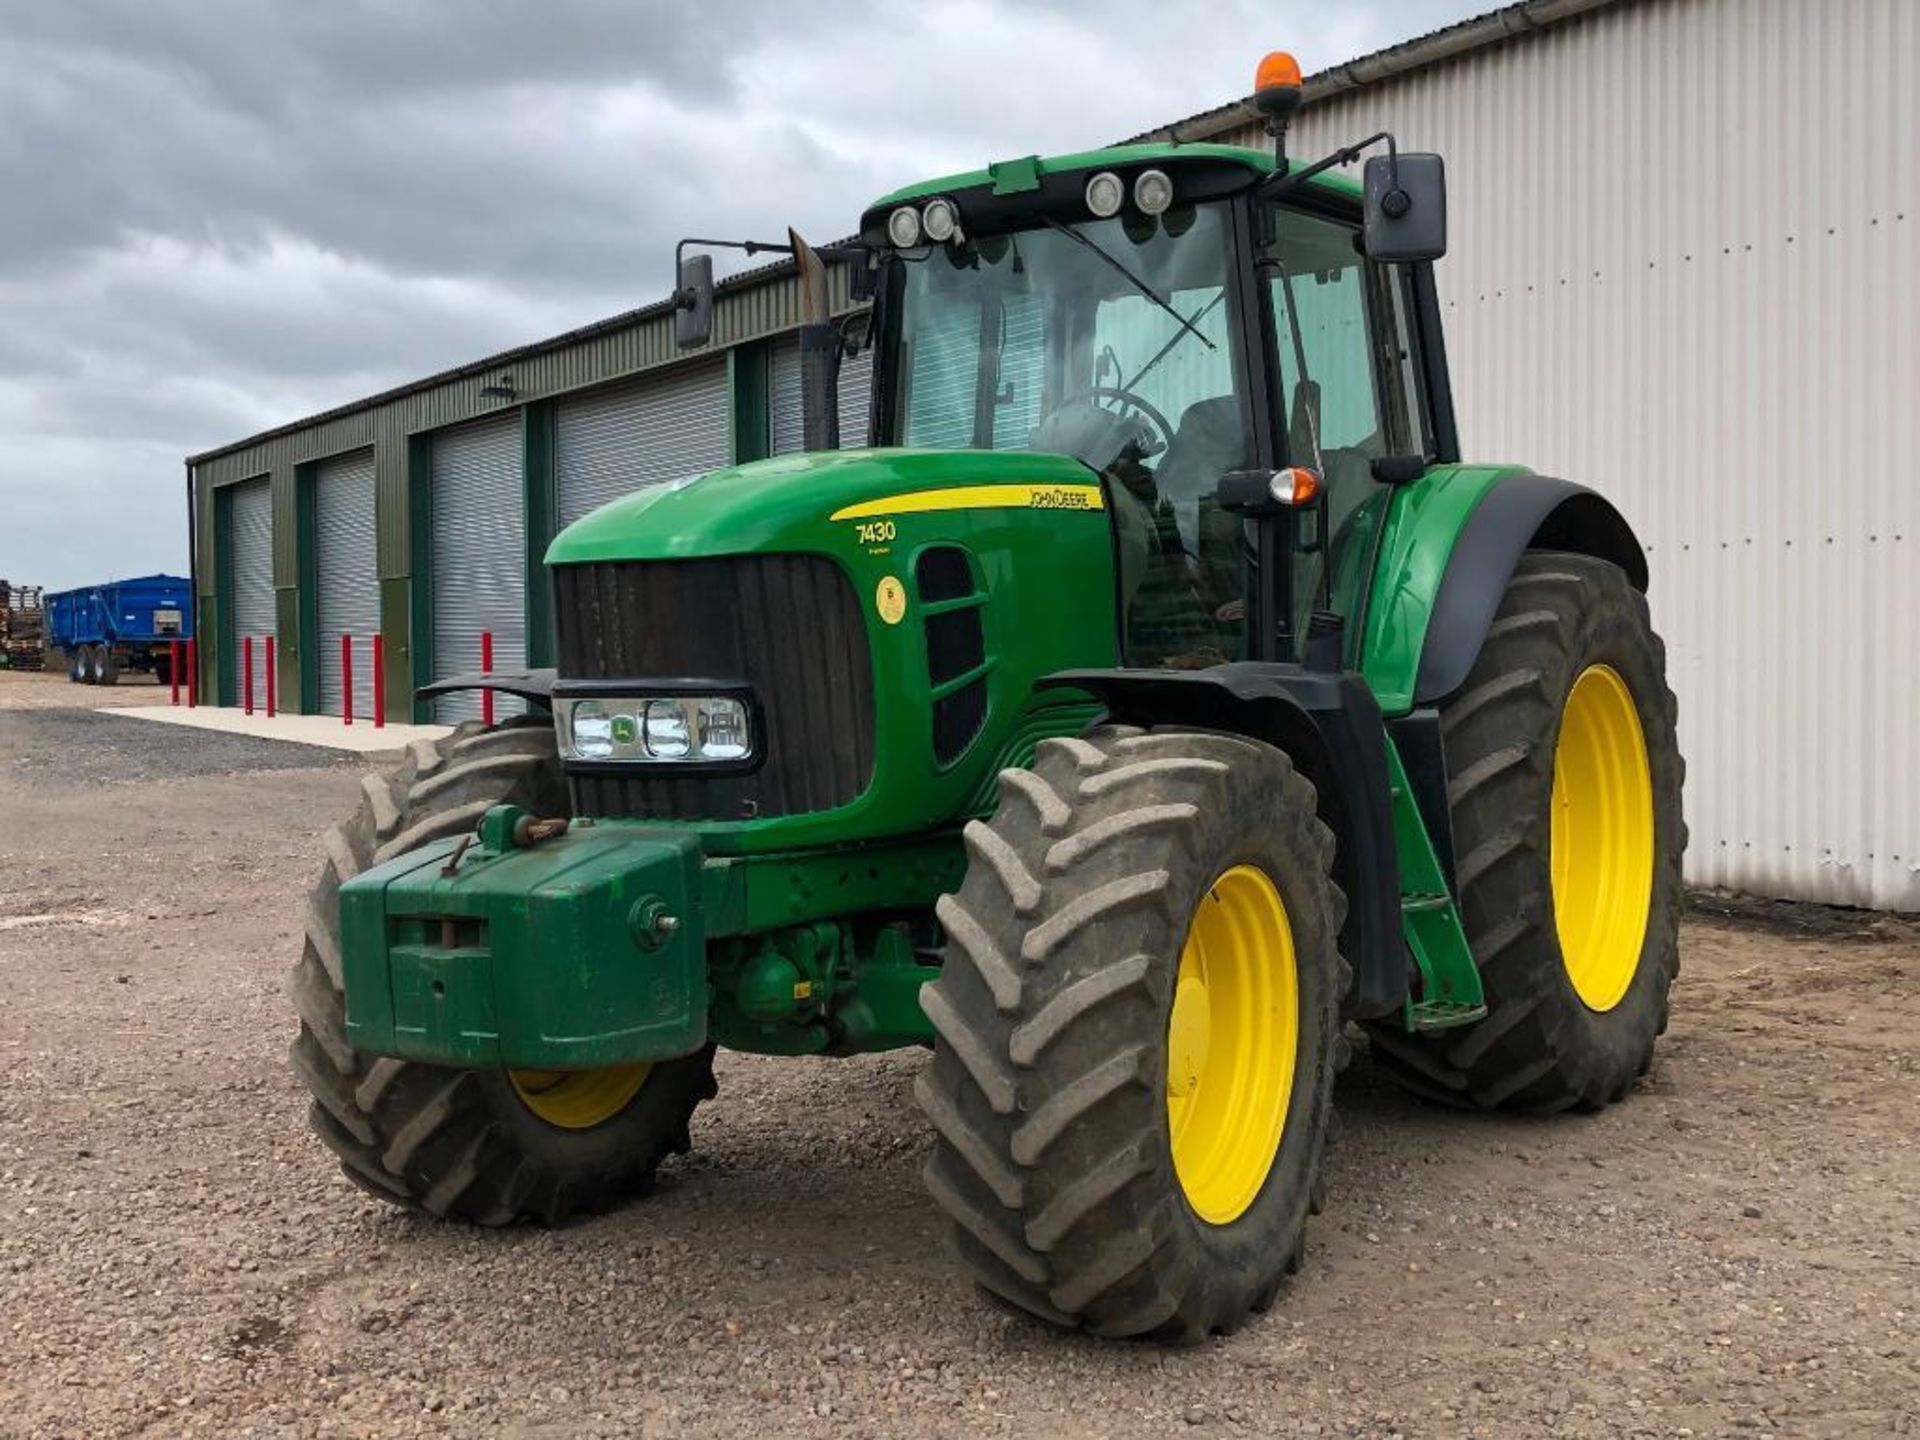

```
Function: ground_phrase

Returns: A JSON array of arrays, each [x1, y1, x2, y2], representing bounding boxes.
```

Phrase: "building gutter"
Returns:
[[1128, 0, 1628, 143]]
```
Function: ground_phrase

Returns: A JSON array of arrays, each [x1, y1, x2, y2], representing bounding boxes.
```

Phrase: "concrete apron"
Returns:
[[104, 704, 453, 754]]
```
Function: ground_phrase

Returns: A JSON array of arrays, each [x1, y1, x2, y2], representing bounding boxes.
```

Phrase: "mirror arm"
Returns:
[[671, 236, 790, 310], [1260, 130, 1398, 202]]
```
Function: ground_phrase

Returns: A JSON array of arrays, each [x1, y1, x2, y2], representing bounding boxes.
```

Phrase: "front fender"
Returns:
[[417, 667, 556, 708], [1360, 468, 1647, 713]]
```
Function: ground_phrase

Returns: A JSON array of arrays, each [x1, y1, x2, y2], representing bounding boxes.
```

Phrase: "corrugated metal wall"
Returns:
[[314, 449, 378, 717], [1214, 0, 1917, 907]]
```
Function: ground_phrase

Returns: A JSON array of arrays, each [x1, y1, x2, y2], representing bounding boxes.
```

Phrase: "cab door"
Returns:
[[1263, 203, 1432, 655]]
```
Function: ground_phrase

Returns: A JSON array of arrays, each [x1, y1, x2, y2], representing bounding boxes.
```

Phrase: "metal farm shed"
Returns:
[[186, 0, 1917, 908]]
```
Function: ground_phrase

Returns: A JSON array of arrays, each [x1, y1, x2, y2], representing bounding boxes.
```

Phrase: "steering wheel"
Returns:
[[1049, 385, 1178, 459]]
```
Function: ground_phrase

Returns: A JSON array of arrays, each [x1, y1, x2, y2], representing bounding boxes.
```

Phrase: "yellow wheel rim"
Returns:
[[508, 1063, 652, 1130], [1166, 864, 1299, 1226], [1550, 664, 1656, 1012]]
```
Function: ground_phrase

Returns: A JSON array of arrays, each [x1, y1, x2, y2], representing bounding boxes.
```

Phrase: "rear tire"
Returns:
[[917, 725, 1346, 1341], [79, 646, 99, 685], [1366, 552, 1684, 1113], [67, 649, 84, 684], [287, 715, 717, 1223], [97, 646, 119, 685]]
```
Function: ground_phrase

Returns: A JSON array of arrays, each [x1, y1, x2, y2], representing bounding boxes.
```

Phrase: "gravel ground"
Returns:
[[2, 673, 1916, 1439], [5, 707, 354, 789], [0, 666, 174, 712]]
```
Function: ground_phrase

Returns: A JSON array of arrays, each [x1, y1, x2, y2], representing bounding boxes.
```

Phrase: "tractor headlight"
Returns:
[[568, 701, 615, 760], [695, 698, 751, 761], [643, 699, 692, 759], [554, 691, 758, 768]]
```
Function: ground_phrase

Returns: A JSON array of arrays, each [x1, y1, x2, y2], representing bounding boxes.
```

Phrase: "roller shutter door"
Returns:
[[769, 335, 875, 454], [430, 412, 525, 723], [314, 449, 378, 717], [554, 359, 730, 529], [227, 477, 275, 706], [898, 295, 1045, 449]]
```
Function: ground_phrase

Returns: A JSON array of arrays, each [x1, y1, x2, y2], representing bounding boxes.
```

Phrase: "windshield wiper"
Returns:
[[1123, 289, 1226, 392], [1039, 215, 1216, 353]]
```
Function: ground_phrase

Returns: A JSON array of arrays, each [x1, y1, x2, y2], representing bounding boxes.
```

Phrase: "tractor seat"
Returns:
[[1153, 395, 1249, 553]]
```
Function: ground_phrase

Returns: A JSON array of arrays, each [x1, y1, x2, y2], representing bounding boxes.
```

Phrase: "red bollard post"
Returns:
[[372, 634, 386, 729], [265, 636, 276, 718], [187, 638, 197, 708], [342, 634, 354, 726], [480, 629, 495, 727], [243, 635, 255, 715], [169, 640, 181, 706]]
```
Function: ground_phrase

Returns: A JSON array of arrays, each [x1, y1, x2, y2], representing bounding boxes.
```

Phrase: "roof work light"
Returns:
[[1133, 168, 1174, 215], [921, 197, 960, 243], [1084, 171, 1125, 219]]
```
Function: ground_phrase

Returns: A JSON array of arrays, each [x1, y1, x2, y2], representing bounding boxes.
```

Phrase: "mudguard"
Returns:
[[1412, 475, 1645, 706], [1361, 468, 1646, 714], [1040, 664, 1407, 1022], [417, 667, 556, 707]]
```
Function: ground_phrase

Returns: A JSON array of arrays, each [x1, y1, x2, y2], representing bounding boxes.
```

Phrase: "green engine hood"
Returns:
[[545, 447, 1105, 565], [541, 443, 1120, 857]]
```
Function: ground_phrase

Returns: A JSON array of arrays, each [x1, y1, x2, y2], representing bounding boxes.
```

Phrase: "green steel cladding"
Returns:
[[189, 273, 870, 707]]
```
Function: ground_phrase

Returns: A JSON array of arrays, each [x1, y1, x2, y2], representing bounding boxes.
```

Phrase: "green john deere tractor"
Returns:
[[289, 54, 1684, 1341]]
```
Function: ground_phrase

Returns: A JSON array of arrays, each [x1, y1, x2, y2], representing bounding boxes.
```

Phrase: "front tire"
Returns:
[[917, 726, 1346, 1341], [1367, 552, 1685, 1112], [287, 716, 717, 1224]]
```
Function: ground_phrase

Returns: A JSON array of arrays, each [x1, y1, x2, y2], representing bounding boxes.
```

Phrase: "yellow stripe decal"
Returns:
[[830, 483, 1105, 522]]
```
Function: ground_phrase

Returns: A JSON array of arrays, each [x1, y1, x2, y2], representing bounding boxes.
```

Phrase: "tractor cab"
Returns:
[[853, 142, 1442, 674]]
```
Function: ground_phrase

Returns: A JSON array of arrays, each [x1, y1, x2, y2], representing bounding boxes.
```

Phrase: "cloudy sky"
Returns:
[[1, 0, 1484, 590]]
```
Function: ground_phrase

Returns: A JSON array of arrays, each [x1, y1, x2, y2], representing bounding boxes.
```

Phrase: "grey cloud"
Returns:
[[0, 0, 1484, 591]]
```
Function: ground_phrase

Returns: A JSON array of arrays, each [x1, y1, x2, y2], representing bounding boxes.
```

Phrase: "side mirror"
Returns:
[[1362, 152, 1446, 263], [674, 252, 714, 349]]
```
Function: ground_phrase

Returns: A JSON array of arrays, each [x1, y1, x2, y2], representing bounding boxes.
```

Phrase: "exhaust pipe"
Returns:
[[789, 229, 841, 452]]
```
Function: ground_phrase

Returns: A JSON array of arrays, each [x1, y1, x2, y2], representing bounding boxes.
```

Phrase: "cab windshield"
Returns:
[[889, 201, 1250, 667]]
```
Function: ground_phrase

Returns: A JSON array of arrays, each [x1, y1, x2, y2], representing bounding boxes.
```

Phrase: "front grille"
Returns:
[[552, 556, 875, 820]]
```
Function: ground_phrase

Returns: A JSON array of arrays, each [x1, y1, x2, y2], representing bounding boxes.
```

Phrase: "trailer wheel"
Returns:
[[287, 716, 717, 1224], [67, 649, 85, 684], [1365, 552, 1684, 1112], [96, 646, 120, 685], [917, 725, 1347, 1341], [152, 651, 172, 688]]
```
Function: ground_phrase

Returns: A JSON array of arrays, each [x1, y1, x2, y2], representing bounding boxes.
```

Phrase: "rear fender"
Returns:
[[1040, 665, 1406, 1022]]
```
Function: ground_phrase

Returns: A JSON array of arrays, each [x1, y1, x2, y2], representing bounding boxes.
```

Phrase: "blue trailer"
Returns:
[[46, 574, 193, 686]]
